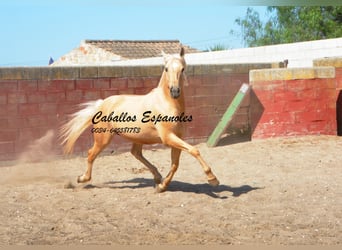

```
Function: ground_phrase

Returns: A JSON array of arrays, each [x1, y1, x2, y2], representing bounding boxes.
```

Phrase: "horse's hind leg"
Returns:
[[78, 132, 113, 183], [131, 143, 162, 184]]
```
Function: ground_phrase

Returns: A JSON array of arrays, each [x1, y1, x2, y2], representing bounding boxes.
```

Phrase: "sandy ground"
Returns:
[[0, 135, 341, 245]]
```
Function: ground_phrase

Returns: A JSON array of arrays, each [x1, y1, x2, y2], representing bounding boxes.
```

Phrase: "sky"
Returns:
[[0, 0, 268, 66]]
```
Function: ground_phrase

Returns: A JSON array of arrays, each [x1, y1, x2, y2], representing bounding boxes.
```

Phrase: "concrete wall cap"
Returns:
[[250, 67, 335, 83]]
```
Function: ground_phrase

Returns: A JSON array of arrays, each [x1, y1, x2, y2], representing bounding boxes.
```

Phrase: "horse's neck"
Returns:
[[157, 73, 185, 111], [157, 72, 168, 89]]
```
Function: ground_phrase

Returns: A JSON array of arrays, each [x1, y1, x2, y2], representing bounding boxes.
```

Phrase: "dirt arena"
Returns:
[[0, 135, 341, 245]]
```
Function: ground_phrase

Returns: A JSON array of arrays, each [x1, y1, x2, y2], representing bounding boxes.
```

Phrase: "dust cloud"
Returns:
[[18, 129, 56, 163], [2, 129, 72, 186]]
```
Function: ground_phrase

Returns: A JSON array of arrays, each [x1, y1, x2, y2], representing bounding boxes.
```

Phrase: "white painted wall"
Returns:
[[109, 38, 342, 68]]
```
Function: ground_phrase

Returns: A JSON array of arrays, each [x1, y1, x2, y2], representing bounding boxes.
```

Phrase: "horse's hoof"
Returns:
[[154, 173, 163, 184], [77, 175, 90, 183], [154, 178, 162, 185], [77, 176, 83, 183], [155, 184, 166, 193], [208, 178, 219, 187]]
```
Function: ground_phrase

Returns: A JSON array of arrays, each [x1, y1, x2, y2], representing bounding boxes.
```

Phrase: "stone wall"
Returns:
[[0, 63, 275, 161], [249, 65, 338, 139], [313, 57, 342, 135]]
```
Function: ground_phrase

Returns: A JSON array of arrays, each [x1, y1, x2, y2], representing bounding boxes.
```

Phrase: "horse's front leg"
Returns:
[[163, 133, 219, 188], [156, 147, 181, 193]]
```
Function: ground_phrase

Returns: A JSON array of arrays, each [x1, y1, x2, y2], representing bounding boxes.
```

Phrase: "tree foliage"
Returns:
[[208, 43, 229, 51], [233, 6, 342, 47]]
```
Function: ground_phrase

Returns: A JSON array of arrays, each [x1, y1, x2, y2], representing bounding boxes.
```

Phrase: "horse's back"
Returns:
[[98, 92, 162, 144]]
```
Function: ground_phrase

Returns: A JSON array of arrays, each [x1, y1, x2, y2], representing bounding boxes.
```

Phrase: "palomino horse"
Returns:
[[60, 47, 219, 192]]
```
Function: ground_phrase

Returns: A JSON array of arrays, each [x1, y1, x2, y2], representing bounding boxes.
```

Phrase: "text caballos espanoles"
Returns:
[[92, 110, 192, 125]]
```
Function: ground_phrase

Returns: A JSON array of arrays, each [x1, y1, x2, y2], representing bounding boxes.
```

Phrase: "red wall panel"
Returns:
[[0, 65, 260, 160]]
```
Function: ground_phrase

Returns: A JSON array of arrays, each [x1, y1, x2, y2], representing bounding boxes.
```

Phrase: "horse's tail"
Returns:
[[60, 99, 104, 154]]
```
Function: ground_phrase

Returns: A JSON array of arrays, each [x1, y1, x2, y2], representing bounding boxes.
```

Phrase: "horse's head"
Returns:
[[162, 47, 186, 99]]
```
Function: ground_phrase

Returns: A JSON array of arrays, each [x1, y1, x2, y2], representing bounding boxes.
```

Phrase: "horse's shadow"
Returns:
[[83, 178, 262, 199]]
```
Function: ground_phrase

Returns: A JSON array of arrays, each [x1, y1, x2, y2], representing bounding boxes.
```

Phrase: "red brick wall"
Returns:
[[334, 67, 342, 135], [0, 64, 272, 161], [313, 58, 342, 136], [250, 67, 337, 139], [336, 68, 342, 90]]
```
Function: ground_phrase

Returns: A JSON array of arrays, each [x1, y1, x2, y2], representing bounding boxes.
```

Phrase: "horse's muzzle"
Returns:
[[170, 86, 181, 99]]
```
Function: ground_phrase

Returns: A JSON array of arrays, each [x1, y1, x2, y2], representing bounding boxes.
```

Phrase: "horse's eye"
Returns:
[[181, 68, 184, 73], [165, 67, 168, 72]]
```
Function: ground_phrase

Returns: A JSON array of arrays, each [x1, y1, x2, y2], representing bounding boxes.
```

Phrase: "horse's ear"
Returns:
[[161, 50, 170, 63], [180, 47, 185, 57]]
